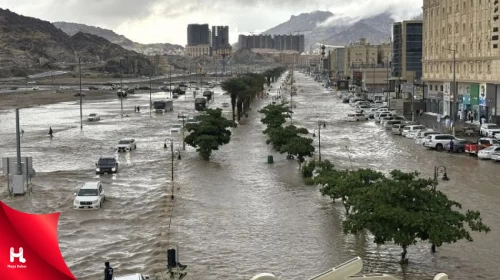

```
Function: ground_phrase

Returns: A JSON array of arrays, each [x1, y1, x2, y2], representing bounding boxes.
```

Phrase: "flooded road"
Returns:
[[0, 73, 499, 280]]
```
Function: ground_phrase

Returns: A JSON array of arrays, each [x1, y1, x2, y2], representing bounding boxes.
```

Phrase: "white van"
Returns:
[[402, 125, 427, 137], [347, 113, 368, 122]]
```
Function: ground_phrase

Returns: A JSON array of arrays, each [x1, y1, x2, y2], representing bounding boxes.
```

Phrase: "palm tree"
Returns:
[[221, 78, 248, 122]]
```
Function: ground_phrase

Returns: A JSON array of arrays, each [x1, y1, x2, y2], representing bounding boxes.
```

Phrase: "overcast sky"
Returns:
[[0, 0, 422, 45]]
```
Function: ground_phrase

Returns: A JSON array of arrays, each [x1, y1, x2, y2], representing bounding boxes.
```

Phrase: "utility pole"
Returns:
[[169, 67, 172, 98], [452, 50, 456, 122], [15, 108, 22, 175], [290, 66, 293, 126], [79, 57, 83, 130], [120, 59, 124, 117], [149, 66, 152, 118]]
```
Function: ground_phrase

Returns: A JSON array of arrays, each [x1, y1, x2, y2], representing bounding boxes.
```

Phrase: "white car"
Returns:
[[402, 125, 427, 137], [73, 182, 105, 210], [477, 146, 500, 160], [375, 113, 393, 123], [491, 150, 500, 161], [170, 124, 183, 134], [480, 123, 500, 137], [114, 273, 150, 280], [424, 134, 463, 150], [347, 113, 368, 122], [415, 131, 440, 145], [355, 105, 371, 113], [88, 113, 100, 121], [27, 81, 37, 84], [115, 138, 137, 152]]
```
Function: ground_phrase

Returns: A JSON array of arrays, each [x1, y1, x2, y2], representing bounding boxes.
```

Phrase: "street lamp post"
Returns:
[[149, 66, 153, 118], [164, 139, 182, 200], [313, 120, 327, 162], [445, 49, 456, 122], [431, 165, 450, 253], [178, 112, 186, 150], [79, 57, 83, 130], [120, 59, 124, 117]]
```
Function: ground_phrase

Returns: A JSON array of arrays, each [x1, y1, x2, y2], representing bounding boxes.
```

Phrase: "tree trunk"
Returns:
[[237, 101, 243, 122], [400, 245, 408, 264], [431, 244, 436, 253], [231, 95, 237, 122]]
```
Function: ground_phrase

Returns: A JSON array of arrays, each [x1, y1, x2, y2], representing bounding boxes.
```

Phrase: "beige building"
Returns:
[[423, 0, 500, 121], [147, 55, 173, 74], [185, 44, 211, 57], [343, 38, 391, 91]]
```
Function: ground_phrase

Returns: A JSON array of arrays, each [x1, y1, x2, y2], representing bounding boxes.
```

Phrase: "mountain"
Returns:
[[53, 21, 183, 55], [0, 8, 152, 77], [262, 11, 397, 50]]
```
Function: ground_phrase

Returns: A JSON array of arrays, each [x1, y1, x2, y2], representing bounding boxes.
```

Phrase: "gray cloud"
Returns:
[[0, 0, 421, 44]]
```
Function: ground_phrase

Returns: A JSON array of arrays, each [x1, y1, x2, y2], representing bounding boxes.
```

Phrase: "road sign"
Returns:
[[2, 157, 35, 177]]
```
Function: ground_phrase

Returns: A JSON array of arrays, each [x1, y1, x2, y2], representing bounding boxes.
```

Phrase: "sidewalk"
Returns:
[[416, 113, 480, 135]]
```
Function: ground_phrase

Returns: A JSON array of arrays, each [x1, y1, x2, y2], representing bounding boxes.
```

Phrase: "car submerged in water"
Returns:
[[95, 157, 118, 174], [73, 182, 105, 210]]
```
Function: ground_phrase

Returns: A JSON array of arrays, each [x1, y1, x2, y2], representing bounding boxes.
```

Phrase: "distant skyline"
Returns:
[[0, 0, 422, 45]]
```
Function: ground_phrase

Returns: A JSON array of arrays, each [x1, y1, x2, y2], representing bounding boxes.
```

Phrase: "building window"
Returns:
[[487, 63, 491, 73]]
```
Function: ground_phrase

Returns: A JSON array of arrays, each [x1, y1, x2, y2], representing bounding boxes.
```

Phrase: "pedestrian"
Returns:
[[21, 129, 24, 137], [104, 262, 114, 280], [449, 139, 454, 153], [480, 114, 486, 125], [137, 106, 140, 112], [457, 111, 462, 122], [445, 117, 450, 129], [49, 127, 53, 138]]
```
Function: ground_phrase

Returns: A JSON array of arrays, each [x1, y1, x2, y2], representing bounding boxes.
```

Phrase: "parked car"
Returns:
[[73, 91, 86, 97], [115, 139, 137, 152], [114, 273, 150, 280], [73, 182, 105, 210], [375, 113, 393, 123], [355, 105, 371, 113], [88, 113, 100, 122], [478, 146, 500, 159], [187, 116, 199, 124], [480, 123, 500, 137], [95, 157, 118, 174], [402, 125, 427, 137], [364, 108, 379, 119], [404, 126, 427, 139], [380, 117, 395, 126], [346, 113, 367, 121], [415, 130, 440, 145], [424, 134, 464, 150], [491, 150, 500, 161], [384, 120, 402, 129], [464, 138, 500, 156], [170, 124, 183, 134], [88, 86, 99, 90], [445, 139, 472, 153], [392, 124, 407, 135]]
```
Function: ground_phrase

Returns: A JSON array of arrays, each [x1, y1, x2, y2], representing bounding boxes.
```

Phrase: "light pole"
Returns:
[[445, 48, 456, 122], [431, 165, 450, 253], [119, 59, 124, 117], [312, 120, 327, 162], [149, 66, 153, 118], [164, 139, 182, 200], [178, 112, 186, 150], [79, 57, 83, 130]]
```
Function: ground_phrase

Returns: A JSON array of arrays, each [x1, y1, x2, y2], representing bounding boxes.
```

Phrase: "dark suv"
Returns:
[[95, 157, 118, 174]]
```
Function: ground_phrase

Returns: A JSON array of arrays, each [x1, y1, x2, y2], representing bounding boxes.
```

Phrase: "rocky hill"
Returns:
[[0, 8, 152, 77], [263, 11, 396, 50], [53, 21, 183, 54]]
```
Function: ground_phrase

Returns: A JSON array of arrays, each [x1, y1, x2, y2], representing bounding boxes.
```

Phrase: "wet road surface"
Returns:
[[0, 73, 499, 280]]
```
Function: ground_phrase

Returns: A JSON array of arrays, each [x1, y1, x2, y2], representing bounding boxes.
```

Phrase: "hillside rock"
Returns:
[[0, 8, 152, 77], [53, 21, 183, 54]]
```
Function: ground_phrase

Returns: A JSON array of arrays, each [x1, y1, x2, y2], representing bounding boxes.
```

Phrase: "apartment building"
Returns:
[[344, 38, 391, 92], [423, 0, 500, 122]]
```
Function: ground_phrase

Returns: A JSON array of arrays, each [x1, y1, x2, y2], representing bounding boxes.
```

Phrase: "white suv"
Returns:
[[480, 123, 500, 137], [73, 182, 105, 210], [424, 134, 463, 150]]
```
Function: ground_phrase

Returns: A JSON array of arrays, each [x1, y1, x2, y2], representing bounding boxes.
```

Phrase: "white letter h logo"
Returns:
[[10, 247, 26, 263]]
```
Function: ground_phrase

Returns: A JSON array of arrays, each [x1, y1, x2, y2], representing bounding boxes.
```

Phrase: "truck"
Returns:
[[153, 100, 173, 113], [464, 137, 500, 156], [195, 98, 207, 111], [203, 90, 214, 102]]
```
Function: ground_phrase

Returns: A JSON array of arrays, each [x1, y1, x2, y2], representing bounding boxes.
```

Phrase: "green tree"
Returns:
[[281, 134, 315, 168], [266, 125, 308, 152], [259, 103, 292, 131], [184, 108, 237, 160], [343, 170, 490, 263], [315, 168, 384, 214]]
